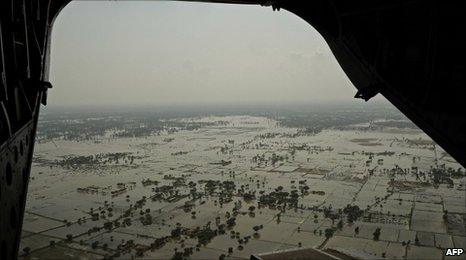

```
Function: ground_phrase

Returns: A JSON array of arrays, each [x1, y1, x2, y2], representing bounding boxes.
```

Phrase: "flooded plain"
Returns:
[[20, 106, 466, 259]]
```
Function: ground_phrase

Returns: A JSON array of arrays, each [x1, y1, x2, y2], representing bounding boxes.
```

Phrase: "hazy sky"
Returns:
[[49, 1, 361, 106]]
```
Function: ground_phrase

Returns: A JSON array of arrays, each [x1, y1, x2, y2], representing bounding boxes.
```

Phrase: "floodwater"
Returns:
[[20, 115, 466, 259]]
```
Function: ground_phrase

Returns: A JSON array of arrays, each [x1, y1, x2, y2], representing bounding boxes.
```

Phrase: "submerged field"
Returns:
[[20, 107, 466, 260]]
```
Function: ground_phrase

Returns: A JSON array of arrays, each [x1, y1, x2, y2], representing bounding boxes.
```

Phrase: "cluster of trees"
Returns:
[[258, 186, 300, 209]]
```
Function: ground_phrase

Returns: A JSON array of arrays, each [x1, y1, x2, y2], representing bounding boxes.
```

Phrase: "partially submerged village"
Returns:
[[20, 105, 466, 259]]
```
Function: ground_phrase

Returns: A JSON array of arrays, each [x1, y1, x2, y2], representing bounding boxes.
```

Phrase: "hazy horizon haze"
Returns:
[[48, 1, 382, 107]]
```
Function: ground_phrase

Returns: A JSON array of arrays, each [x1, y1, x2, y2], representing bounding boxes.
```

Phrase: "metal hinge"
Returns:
[[26, 78, 52, 105], [354, 84, 381, 102], [262, 1, 281, 11]]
